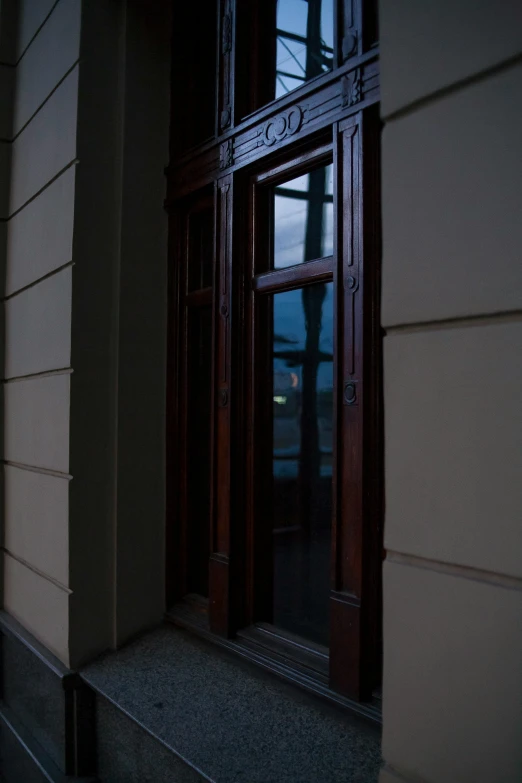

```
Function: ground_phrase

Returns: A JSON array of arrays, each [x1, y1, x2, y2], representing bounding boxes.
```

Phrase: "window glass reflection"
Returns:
[[275, 0, 334, 99], [273, 164, 333, 269], [272, 282, 333, 646]]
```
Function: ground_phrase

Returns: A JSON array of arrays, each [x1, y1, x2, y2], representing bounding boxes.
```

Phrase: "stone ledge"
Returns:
[[81, 623, 382, 783], [0, 610, 96, 777], [0, 703, 98, 783]]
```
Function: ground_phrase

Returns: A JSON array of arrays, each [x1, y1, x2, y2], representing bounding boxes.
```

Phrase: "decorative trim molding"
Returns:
[[341, 0, 358, 61], [259, 105, 305, 147], [220, 107, 231, 131], [166, 51, 380, 200], [222, 12, 232, 54], [341, 69, 361, 108], [219, 138, 233, 170], [342, 31, 358, 61]]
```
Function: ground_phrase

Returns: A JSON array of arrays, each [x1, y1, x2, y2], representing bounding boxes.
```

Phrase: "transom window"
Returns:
[[166, 0, 382, 713]]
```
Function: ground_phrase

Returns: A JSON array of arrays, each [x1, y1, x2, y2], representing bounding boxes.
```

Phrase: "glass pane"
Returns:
[[188, 207, 213, 291], [272, 282, 333, 646], [273, 164, 333, 269], [186, 307, 212, 596], [275, 0, 334, 100]]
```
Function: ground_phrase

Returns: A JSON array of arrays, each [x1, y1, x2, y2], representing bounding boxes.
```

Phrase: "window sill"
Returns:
[[81, 622, 381, 783], [166, 600, 382, 726]]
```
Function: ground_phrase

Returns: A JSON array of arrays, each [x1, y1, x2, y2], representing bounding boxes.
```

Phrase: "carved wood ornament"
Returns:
[[260, 105, 305, 147], [220, 139, 234, 170], [341, 69, 361, 108]]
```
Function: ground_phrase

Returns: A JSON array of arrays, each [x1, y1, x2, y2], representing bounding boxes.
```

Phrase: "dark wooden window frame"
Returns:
[[166, 0, 382, 719]]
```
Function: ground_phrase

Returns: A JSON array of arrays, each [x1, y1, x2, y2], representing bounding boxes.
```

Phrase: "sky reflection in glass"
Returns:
[[275, 0, 334, 99], [273, 164, 333, 269]]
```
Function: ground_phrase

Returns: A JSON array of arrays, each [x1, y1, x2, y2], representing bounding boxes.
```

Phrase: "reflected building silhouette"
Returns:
[[272, 282, 333, 646], [274, 0, 333, 99]]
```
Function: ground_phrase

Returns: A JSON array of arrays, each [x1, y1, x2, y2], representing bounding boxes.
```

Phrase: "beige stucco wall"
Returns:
[[1, 0, 170, 667], [379, 2, 522, 782], [1, 0, 79, 664]]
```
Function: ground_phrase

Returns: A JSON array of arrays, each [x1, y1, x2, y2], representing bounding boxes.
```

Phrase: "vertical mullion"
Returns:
[[179, 284, 190, 600], [362, 104, 383, 691], [228, 0, 236, 128], [246, 180, 275, 627], [210, 173, 234, 635], [214, 0, 221, 139], [244, 178, 257, 625], [209, 181, 219, 597], [218, 0, 236, 134], [166, 208, 185, 606], [334, 0, 341, 70], [330, 123, 340, 621], [329, 112, 369, 700]]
